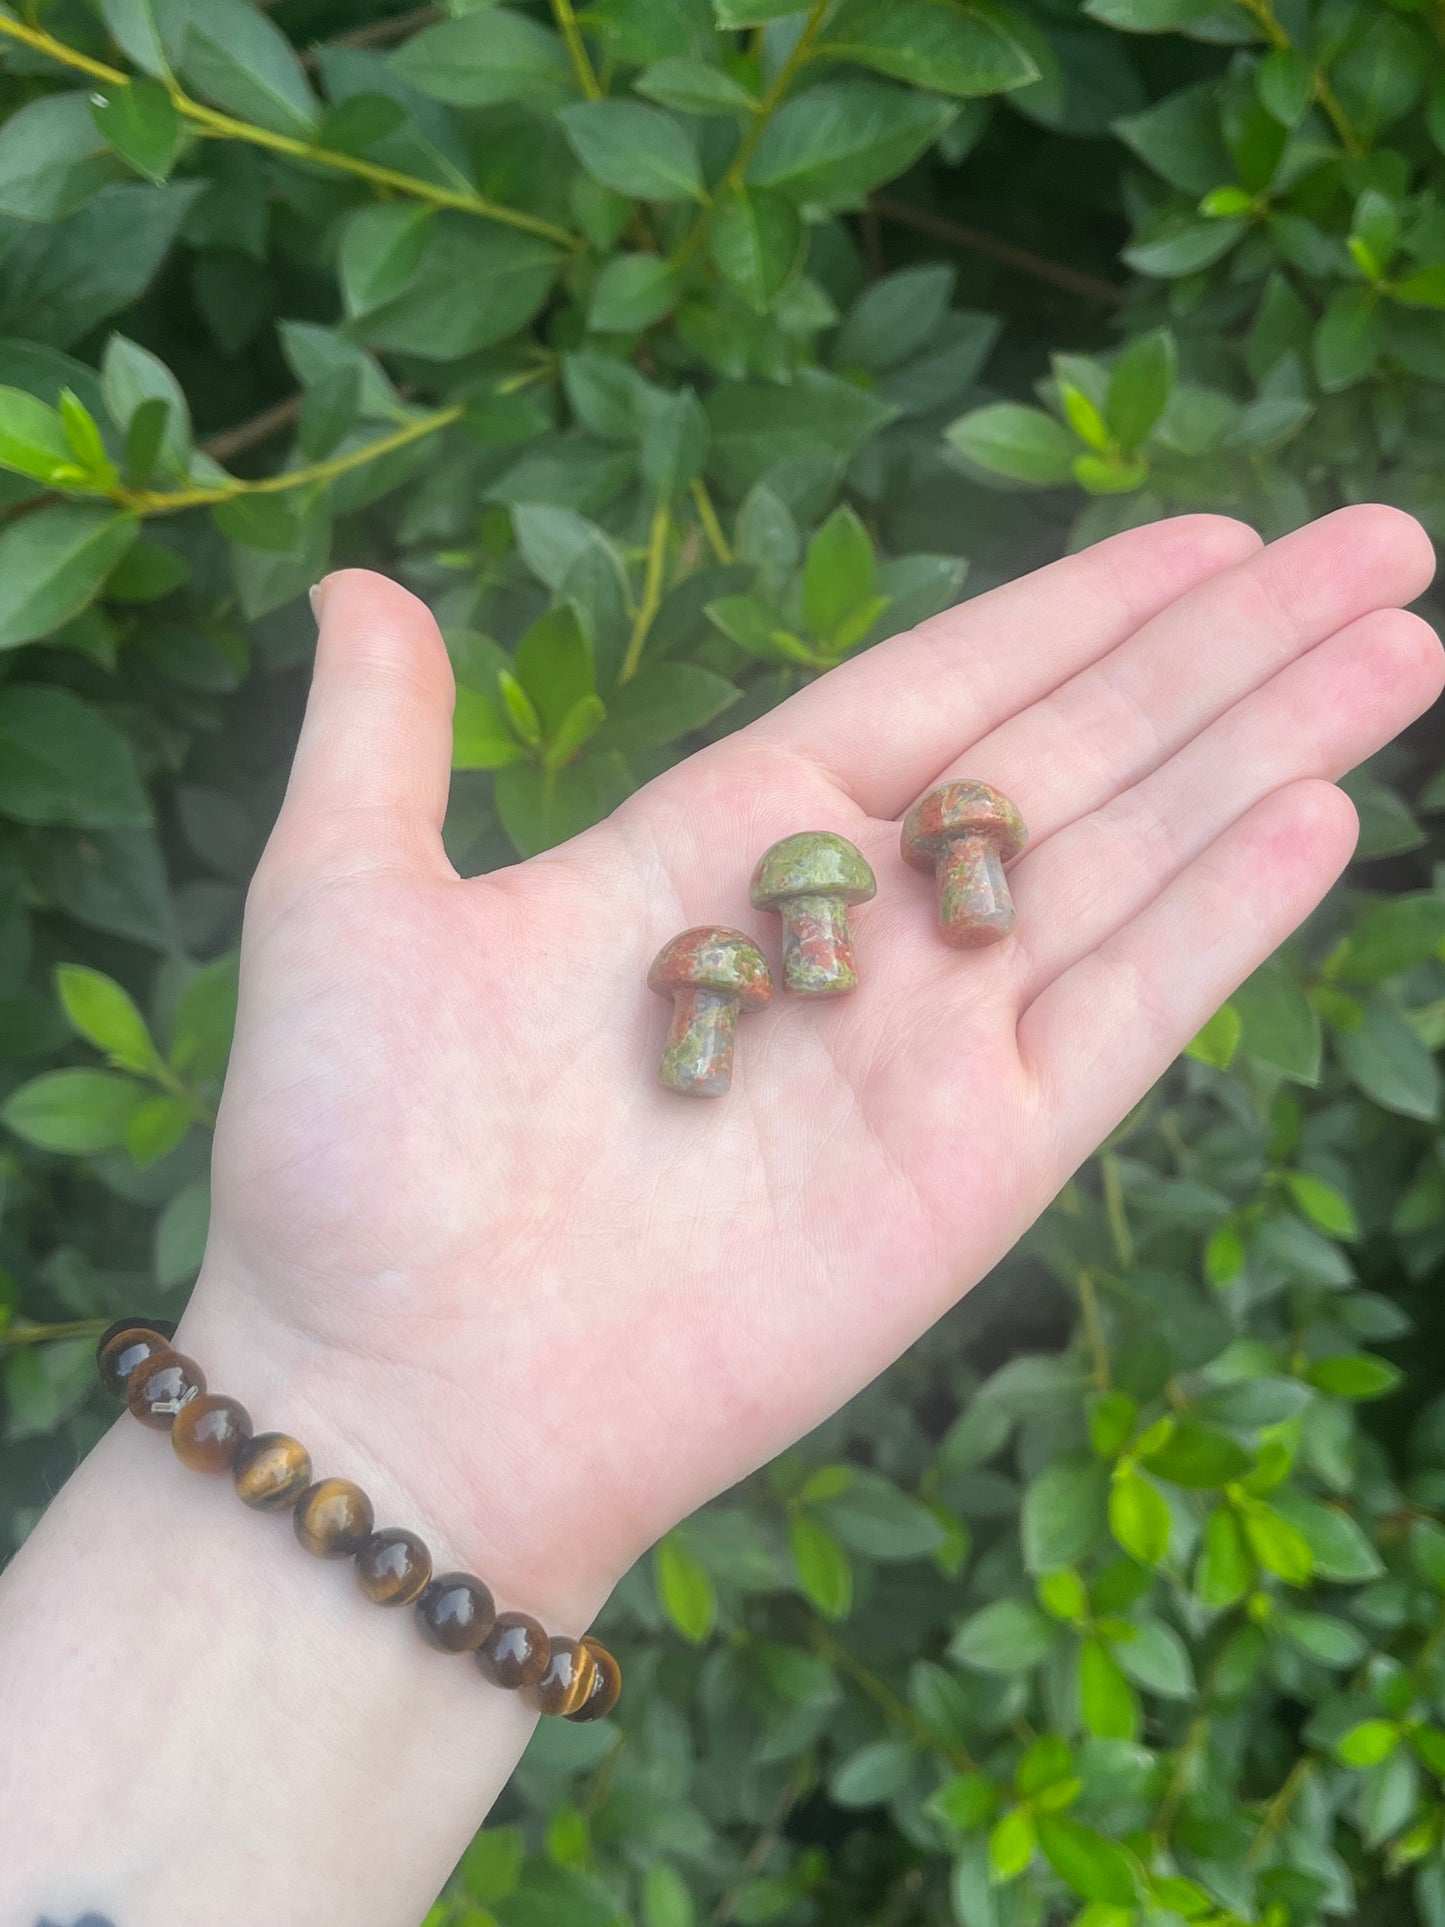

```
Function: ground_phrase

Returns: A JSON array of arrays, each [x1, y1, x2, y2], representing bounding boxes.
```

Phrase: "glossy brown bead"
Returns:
[[532, 1636, 597, 1717], [476, 1611, 550, 1690], [355, 1528, 432, 1606], [96, 1317, 176, 1396], [415, 1571, 496, 1653], [294, 1478, 374, 1558], [566, 1637, 622, 1723], [171, 1392, 253, 1473], [232, 1431, 313, 1511], [125, 1350, 205, 1430]]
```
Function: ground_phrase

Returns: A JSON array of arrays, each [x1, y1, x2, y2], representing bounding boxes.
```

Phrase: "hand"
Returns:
[[182, 506, 1439, 1631]]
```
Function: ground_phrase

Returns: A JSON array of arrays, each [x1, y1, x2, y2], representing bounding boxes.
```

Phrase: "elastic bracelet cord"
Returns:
[[95, 1318, 621, 1723]]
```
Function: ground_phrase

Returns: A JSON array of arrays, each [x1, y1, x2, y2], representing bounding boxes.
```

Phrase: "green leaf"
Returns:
[[560, 101, 706, 202], [453, 688, 528, 771], [709, 187, 804, 313], [1, 1067, 147, 1153], [1108, 1466, 1171, 1566], [1195, 1506, 1252, 1608], [951, 1598, 1059, 1672], [588, 254, 679, 332], [176, 0, 321, 139], [125, 1093, 192, 1166], [101, 0, 177, 80], [1314, 287, 1382, 393], [1393, 266, 1445, 311], [831, 1739, 915, 1807], [1307, 1352, 1401, 1399], [0, 94, 124, 222], [1336, 1720, 1401, 1769], [0, 388, 73, 484], [1242, 1503, 1314, 1585], [818, 0, 1039, 98], [90, 79, 183, 185], [1143, 1419, 1250, 1488], [816, 1469, 945, 1559], [391, 9, 571, 106], [642, 1863, 696, 1927], [1277, 1610, 1367, 1668], [989, 1805, 1037, 1880], [169, 954, 239, 1083], [601, 664, 739, 753], [0, 686, 150, 828], [1233, 960, 1320, 1081], [1036, 1818, 1138, 1906], [1078, 1640, 1139, 1741], [746, 81, 956, 208], [790, 1512, 853, 1618], [1112, 1618, 1194, 1698], [1284, 1171, 1358, 1240], [1186, 1003, 1240, 1068], [345, 219, 561, 360], [802, 506, 876, 642], [513, 605, 595, 741], [1021, 1460, 1109, 1570], [1256, 46, 1313, 126], [1105, 329, 1175, 449], [653, 1535, 717, 1642], [636, 57, 757, 116], [101, 334, 192, 477], [944, 404, 1076, 484], [55, 965, 158, 1074], [0, 509, 139, 651], [156, 1176, 209, 1288], [338, 204, 437, 318], [1336, 1000, 1440, 1120], [704, 368, 897, 496], [543, 694, 606, 773]]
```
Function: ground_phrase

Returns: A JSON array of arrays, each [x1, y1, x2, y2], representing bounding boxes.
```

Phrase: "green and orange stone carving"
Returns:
[[901, 780, 1028, 947], [750, 832, 877, 997], [647, 926, 772, 1097]]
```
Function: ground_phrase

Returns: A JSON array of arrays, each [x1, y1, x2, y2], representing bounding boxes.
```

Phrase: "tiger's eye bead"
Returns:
[[355, 1528, 432, 1606], [96, 1317, 176, 1396], [566, 1637, 622, 1723], [415, 1571, 496, 1653], [232, 1431, 313, 1511], [532, 1636, 597, 1717], [125, 1350, 205, 1430], [294, 1478, 374, 1558], [172, 1393, 253, 1473], [476, 1611, 550, 1689]]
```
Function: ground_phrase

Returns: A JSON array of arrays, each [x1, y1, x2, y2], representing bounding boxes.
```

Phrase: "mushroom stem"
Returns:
[[658, 987, 741, 1097], [935, 835, 1016, 947], [778, 894, 859, 997]]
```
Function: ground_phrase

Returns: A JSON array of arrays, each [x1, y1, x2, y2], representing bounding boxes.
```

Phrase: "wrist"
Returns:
[[173, 1259, 625, 1638]]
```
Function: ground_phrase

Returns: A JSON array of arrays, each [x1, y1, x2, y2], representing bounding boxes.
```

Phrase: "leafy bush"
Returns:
[[1, 0, 1444, 1922]]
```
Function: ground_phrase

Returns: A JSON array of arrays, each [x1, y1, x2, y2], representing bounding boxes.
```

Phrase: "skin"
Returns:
[[0, 506, 1438, 1926]]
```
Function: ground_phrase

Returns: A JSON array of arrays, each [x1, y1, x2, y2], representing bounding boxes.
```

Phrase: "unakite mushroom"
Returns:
[[647, 926, 773, 1098], [900, 780, 1028, 947], [749, 831, 877, 997]]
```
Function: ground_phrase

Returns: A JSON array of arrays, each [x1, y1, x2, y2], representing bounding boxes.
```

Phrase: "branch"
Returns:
[[0, 16, 582, 250], [299, 5, 442, 70], [871, 197, 1125, 306], [620, 501, 671, 681], [551, 0, 603, 100], [201, 393, 304, 464]]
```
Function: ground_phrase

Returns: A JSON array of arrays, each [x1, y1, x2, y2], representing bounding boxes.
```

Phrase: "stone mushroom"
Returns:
[[749, 831, 877, 997], [900, 779, 1029, 947], [647, 926, 773, 1097]]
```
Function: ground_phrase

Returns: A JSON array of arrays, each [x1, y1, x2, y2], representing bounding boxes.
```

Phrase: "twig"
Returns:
[[691, 479, 734, 565], [299, 5, 442, 69], [712, 1766, 809, 1927], [201, 394, 304, 464], [871, 196, 1124, 306], [551, 0, 603, 100], [0, 16, 581, 250], [620, 502, 671, 681]]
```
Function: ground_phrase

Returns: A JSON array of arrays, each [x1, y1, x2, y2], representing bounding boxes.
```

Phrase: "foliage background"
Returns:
[[2, 0, 1445, 1921]]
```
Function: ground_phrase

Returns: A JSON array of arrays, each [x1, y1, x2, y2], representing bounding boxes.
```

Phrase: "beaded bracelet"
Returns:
[[95, 1317, 621, 1723]]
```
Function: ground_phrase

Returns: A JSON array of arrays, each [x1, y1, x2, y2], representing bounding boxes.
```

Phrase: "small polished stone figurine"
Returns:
[[648, 926, 772, 1097], [901, 779, 1028, 947], [750, 831, 877, 996]]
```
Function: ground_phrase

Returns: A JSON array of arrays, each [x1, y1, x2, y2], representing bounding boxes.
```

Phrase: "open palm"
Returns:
[[182, 505, 1439, 1630]]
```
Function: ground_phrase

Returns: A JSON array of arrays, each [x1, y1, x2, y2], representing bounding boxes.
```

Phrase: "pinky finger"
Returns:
[[1018, 779, 1359, 1152]]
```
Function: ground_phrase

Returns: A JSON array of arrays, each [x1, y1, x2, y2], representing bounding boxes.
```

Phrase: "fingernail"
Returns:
[[308, 581, 325, 619]]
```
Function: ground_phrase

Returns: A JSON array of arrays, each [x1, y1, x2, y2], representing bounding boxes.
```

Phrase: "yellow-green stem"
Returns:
[[1235, 0, 1363, 158], [114, 405, 463, 515], [1100, 1151, 1135, 1271], [671, 2, 829, 271], [691, 478, 734, 564], [551, 0, 603, 100], [0, 1318, 109, 1349], [0, 17, 582, 249], [620, 501, 671, 681], [1077, 1269, 1112, 1391]]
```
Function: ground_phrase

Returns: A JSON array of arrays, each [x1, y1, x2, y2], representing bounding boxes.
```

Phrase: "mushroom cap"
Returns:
[[647, 926, 773, 1010], [749, 831, 878, 910], [901, 780, 1027, 870]]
